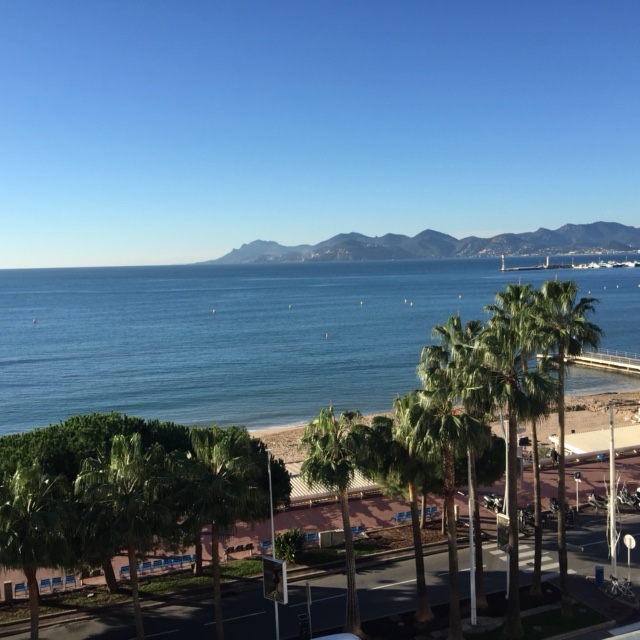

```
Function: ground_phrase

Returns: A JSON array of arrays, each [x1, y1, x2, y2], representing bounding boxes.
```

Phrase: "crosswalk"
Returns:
[[487, 543, 577, 579]]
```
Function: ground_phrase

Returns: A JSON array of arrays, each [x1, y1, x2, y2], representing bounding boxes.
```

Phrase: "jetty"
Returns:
[[569, 349, 640, 375], [500, 255, 573, 272]]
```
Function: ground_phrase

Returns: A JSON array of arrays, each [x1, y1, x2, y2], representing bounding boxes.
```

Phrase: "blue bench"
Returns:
[[304, 532, 319, 545], [40, 578, 52, 594], [425, 506, 438, 520]]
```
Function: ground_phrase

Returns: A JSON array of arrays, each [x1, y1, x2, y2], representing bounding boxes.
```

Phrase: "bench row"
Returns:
[[14, 575, 78, 598], [119, 554, 196, 580], [392, 507, 438, 523]]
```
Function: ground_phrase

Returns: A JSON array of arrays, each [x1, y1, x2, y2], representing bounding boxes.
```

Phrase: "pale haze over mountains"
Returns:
[[209, 222, 640, 264]]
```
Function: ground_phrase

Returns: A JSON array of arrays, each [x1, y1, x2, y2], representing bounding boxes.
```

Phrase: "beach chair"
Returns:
[[243, 543, 254, 556], [304, 532, 319, 546], [392, 512, 406, 524], [14, 582, 28, 597], [152, 559, 163, 573], [64, 575, 77, 590], [52, 577, 63, 592], [119, 565, 131, 580], [40, 578, 52, 594], [141, 561, 153, 575]]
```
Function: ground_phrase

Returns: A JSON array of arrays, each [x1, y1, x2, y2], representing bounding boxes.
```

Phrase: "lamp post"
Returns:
[[608, 403, 617, 578], [467, 449, 476, 626], [266, 448, 280, 640]]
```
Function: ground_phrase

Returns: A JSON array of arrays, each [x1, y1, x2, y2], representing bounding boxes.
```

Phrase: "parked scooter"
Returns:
[[483, 493, 504, 513], [588, 492, 608, 511], [618, 485, 640, 511], [549, 497, 575, 524]]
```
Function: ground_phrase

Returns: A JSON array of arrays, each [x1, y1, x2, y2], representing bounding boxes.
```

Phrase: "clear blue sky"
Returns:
[[1, 1, 639, 268]]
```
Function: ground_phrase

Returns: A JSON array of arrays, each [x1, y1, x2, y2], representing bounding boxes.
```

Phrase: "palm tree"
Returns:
[[370, 395, 436, 624], [75, 434, 171, 640], [300, 407, 367, 636], [481, 286, 557, 639], [538, 279, 602, 616], [189, 425, 264, 640], [0, 463, 69, 640], [490, 283, 555, 597], [418, 315, 486, 640]]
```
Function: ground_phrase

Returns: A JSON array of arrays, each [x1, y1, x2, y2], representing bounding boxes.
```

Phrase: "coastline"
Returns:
[[251, 389, 640, 464]]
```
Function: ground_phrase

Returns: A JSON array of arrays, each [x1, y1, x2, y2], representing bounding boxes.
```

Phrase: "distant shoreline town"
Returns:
[[208, 221, 640, 265]]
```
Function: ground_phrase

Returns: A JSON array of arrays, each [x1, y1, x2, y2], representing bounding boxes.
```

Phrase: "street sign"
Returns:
[[263, 557, 288, 604], [574, 471, 582, 481], [624, 534, 636, 550], [496, 514, 509, 552]]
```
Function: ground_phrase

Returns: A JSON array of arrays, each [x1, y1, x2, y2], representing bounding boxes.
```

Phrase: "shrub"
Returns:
[[274, 527, 306, 563]]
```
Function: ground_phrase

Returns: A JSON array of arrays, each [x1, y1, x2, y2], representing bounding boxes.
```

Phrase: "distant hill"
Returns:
[[206, 222, 640, 264]]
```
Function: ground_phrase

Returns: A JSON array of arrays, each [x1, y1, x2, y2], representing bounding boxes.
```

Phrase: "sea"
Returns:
[[2, 256, 640, 437]]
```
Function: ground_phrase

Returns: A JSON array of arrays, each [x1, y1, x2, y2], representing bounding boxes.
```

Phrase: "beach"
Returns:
[[251, 389, 640, 463]]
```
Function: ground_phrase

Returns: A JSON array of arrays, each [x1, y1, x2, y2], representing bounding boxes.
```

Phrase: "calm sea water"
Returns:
[[1, 258, 640, 436]]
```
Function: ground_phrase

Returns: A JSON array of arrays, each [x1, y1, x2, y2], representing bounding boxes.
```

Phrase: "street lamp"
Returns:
[[266, 448, 280, 640]]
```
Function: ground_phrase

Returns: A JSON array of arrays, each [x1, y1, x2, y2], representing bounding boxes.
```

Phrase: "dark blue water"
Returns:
[[1, 258, 639, 435]]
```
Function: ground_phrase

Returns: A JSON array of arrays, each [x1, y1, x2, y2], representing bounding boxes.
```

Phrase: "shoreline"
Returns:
[[253, 388, 640, 464]]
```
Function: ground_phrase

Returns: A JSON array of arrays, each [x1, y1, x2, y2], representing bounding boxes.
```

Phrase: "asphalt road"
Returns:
[[8, 506, 640, 640]]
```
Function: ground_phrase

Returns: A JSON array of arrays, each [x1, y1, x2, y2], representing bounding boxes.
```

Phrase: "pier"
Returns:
[[570, 349, 640, 375]]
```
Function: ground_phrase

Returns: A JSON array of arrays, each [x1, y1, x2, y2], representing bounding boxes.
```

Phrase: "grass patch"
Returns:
[[0, 559, 264, 625], [464, 601, 609, 639]]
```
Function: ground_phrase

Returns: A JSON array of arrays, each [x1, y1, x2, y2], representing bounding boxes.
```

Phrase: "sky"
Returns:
[[1, 1, 639, 268]]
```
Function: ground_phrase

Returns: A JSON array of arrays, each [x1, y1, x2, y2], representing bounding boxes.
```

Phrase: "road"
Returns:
[[8, 506, 640, 640]]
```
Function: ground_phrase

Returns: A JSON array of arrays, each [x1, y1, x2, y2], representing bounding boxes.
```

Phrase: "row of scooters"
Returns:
[[482, 493, 575, 525], [588, 485, 640, 511]]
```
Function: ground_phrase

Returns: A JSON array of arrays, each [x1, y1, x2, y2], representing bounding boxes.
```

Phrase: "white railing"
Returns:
[[581, 349, 640, 365]]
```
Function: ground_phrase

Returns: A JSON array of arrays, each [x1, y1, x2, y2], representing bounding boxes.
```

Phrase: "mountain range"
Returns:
[[209, 222, 640, 264]]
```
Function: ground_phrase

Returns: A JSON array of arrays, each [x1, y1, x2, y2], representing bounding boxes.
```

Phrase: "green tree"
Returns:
[[489, 283, 556, 598], [365, 402, 436, 625], [481, 287, 556, 640], [538, 280, 602, 616], [418, 316, 487, 640], [189, 425, 265, 640], [75, 434, 171, 640], [300, 407, 367, 636], [0, 463, 69, 640]]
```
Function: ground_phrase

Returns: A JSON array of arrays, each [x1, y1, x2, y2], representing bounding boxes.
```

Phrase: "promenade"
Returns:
[[3, 450, 640, 596]]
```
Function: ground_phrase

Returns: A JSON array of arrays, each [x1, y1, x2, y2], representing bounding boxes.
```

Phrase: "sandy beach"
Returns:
[[252, 389, 640, 464]]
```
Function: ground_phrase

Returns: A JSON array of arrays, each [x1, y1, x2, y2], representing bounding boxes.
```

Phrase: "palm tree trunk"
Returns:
[[127, 543, 145, 640], [193, 534, 203, 576], [443, 447, 463, 640], [102, 560, 120, 594], [504, 411, 523, 640], [420, 493, 427, 529], [469, 451, 488, 609], [339, 487, 362, 636], [25, 569, 39, 640], [211, 523, 225, 640], [408, 480, 433, 624], [557, 358, 572, 617], [530, 417, 543, 597]]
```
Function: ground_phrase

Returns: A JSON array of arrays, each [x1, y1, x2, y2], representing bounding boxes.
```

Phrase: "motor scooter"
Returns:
[[588, 492, 608, 511], [483, 493, 504, 513], [618, 485, 640, 511], [549, 497, 575, 524]]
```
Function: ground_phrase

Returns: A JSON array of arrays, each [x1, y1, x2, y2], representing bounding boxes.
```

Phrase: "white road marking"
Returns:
[[369, 579, 416, 591], [204, 610, 267, 626]]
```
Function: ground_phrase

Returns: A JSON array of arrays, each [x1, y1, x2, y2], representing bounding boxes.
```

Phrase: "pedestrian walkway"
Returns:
[[488, 543, 578, 579]]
